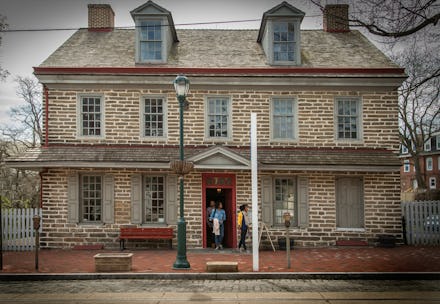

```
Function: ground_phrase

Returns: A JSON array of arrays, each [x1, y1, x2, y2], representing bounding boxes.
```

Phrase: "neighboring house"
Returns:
[[400, 133, 440, 191], [7, 1, 406, 249]]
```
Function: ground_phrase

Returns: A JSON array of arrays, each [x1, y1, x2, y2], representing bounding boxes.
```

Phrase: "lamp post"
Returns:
[[283, 212, 291, 269], [172, 75, 191, 269]]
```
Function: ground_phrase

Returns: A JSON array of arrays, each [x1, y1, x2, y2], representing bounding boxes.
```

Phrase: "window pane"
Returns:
[[272, 99, 295, 139], [273, 22, 295, 62], [144, 98, 164, 137], [81, 97, 102, 137], [336, 98, 359, 139], [144, 176, 165, 223], [274, 178, 296, 225], [81, 175, 102, 222], [207, 97, 229, 138]]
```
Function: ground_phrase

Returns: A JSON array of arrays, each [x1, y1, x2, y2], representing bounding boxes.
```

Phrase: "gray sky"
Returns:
[[0, 0, 323, 125]]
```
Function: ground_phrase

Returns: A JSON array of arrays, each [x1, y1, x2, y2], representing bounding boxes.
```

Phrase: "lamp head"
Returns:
[[173, 74, 190, 98]]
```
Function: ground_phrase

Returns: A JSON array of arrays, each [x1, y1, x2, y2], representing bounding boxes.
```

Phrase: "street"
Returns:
[[0, 279, 439, 303]]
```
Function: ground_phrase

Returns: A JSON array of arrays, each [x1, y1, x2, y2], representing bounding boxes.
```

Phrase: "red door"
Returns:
[[202, 173, 236, 249]]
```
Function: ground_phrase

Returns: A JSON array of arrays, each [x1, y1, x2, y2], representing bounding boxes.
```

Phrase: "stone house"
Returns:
[[7, 1, 406, 249]]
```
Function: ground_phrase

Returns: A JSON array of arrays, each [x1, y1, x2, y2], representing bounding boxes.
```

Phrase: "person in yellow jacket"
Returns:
[[237, 204, 250, 252]]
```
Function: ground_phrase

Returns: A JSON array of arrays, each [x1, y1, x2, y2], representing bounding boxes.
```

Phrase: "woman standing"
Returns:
[[237, 204, 250, 252], [210, 201, 226, 250]]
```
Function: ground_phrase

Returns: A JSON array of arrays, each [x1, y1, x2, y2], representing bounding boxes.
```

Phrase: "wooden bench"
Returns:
[[119, 227, 173, 250]]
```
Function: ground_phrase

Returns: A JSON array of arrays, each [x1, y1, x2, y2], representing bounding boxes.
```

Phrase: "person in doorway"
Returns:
[[206, 200, 216, 248], [210, 201, 226, 250], [237, 204, 250, 252]]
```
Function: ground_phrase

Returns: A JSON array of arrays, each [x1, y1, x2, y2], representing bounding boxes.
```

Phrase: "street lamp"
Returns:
[[172, 75, 191, 269]]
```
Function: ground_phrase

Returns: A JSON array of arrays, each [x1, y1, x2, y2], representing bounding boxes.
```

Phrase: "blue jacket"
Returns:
[[210, 208, 226, 225]]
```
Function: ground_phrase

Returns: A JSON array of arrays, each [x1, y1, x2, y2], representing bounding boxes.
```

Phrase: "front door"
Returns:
[[202, 173, 236, 248], [336, 177, 364, 228]]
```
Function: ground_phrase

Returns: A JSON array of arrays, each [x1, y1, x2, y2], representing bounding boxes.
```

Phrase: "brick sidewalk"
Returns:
[[1, 246, 440, 273]]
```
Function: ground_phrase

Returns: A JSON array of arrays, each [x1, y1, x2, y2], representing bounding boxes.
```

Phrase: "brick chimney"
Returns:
[[88, 4, 115, 31], [323, 4, 349, 33]]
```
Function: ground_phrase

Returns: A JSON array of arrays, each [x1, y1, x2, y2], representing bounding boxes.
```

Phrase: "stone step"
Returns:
[[206, 261, 238, 273]]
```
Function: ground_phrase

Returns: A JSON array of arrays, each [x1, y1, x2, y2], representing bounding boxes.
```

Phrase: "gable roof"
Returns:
[[257, 1, 306, 42], [38, 28, 399, 70], [130, 0, 178, 42]]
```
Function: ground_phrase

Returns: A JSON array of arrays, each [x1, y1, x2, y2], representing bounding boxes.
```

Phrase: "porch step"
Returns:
[[206, 261, 238, 273], [336, 240, 368, 246]]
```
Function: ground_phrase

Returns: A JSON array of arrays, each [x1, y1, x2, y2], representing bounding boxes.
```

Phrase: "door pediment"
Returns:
[[188, 146, 250, 169]]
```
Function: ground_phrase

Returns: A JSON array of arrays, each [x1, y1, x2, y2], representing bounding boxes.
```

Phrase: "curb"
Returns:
[[0, 272, 439, 281]]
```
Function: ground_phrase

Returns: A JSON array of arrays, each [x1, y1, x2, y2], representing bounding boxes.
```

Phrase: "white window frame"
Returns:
[[273, 176, 298, 227], [403, 160, 410, 173], [140, 95, 167, 140], [270, 97, 298, 142], [204, 96, 232, 141], [334, 97, 363, 141], [266, 19, 301, 66], [79, 174, 103, 223], [426, 157, 433, 171], [77, 94, 105, 139], [424, 139, 432, 152], [143, 175, 167, 225], [135, 17, 167, 64], [429, 177, 436, 190]]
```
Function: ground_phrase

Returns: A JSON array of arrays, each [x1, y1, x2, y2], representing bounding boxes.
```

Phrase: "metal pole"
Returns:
[[0, 195, 2, 270], [250, 113, 259, 272], [33, 215, 41, 271], [173, 95, 190, 269], [286, 226, 291, 269]]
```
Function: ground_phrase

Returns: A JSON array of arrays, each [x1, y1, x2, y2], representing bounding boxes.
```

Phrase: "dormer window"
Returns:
[[140, 20, 162, 61], [273, 21, 296, 62], [257, 2, 305, 66], [131, 1, 178, 64]]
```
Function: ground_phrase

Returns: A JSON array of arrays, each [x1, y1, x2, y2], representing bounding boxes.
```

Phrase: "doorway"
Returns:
[[202, 173, 236, 249]]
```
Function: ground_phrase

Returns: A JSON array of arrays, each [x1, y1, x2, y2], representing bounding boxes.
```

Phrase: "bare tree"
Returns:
[[0, 14, 9, 81], [2, 76, 43, 148]]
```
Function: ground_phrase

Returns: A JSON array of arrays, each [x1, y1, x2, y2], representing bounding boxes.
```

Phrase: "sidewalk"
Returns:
[[1, 246, 440, 273]]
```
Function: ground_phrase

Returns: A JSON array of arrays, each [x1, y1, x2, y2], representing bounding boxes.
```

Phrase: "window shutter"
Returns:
[[261, 176, 273, 227], [297, 176, 309, 228], [166, 175, 178, 225], [102, 174, 114, 224], [67, 173, 79, 223], [131, 174, 142, 224]]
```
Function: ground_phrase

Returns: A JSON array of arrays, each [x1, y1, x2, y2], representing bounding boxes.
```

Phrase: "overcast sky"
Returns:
[[0, 0, 324, 125]]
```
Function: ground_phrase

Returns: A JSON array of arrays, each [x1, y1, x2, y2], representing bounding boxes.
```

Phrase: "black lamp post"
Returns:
[[172, 75, 191, 269]]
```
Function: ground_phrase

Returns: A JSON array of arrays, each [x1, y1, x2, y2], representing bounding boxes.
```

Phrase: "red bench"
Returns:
[[119, 227, 174, 250]]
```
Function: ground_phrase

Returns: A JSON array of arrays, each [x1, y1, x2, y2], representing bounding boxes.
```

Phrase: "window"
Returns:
[[403, 160, 410, 173], [206, 97, 230, 139], [424, 139, 432, 152], [426, 157, 433, 171], [273, 177, 297, 226], [429, 177, 437, 189], [335, 97, 361, 140], [401, 144, 408, 154], [80, 175, 102, 222], [273, 22, 295, 62], [272, 98, 297, 140], [80, 96, 102, 137], [139, 20, 162, 61], [437, 135, 440, 150], [144, 176, 165, 224], [143, 97, 165, 137]]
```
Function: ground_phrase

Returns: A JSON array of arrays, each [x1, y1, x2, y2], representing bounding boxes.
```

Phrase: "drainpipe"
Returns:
[[43, 85, 49, 147]]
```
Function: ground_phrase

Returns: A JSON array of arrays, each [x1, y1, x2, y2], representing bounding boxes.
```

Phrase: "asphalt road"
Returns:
[[1, 279, 439, 303]]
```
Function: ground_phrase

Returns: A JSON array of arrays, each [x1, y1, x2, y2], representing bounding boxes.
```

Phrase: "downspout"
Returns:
[[43, 85, 49, 147], [39, 170, 46, 209]]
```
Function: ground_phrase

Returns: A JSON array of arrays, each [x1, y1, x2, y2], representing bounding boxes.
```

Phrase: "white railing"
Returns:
[[402, 201, 440, 246], [1, 208, 42, 251]]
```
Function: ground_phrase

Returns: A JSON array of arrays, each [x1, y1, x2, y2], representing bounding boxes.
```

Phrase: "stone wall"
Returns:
[[44, 87, 399, 151], [40, 168, 401, 249]]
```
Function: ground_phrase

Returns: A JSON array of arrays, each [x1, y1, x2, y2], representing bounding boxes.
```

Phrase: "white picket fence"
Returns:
[[402, 201, 440, 246], [1, 208, 42, 251]]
